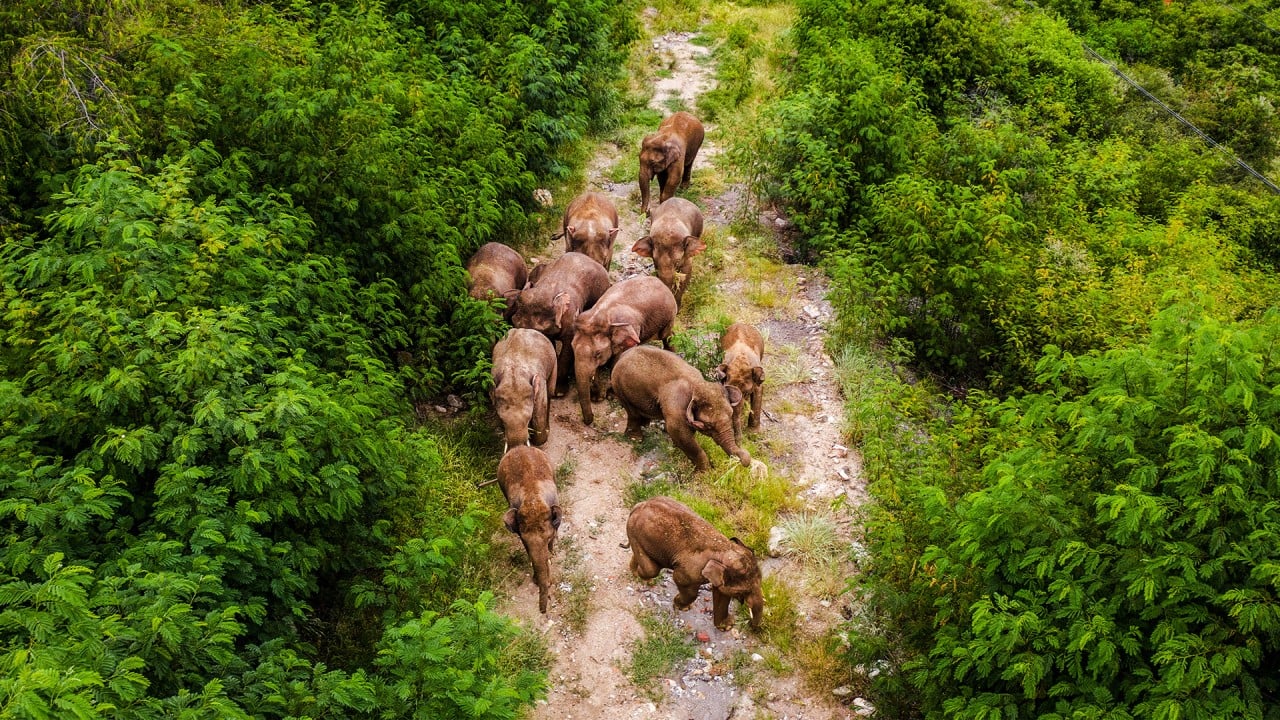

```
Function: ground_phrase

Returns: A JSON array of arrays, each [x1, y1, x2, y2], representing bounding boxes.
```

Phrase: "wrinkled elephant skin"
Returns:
[[638, 111, 705, 215], [563, 192, 620, 271], [611, 345, 751, 471], [491, 328, 557, 449], [498, 446, 561, 613], [571, 276, 677, 425], [509, 252, 611, 396], [626, 496, 764, 630], [632, 197, 704, 307]]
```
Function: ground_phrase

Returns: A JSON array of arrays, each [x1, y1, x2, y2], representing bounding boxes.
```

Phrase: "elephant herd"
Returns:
[[467, 112, 768, 630]]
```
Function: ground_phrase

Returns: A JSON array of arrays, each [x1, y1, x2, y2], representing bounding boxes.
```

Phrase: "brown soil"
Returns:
[[490, 25, 868, 720]]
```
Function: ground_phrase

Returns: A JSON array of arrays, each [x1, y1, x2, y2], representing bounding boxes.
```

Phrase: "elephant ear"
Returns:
[[685, 235, 707, 257], [685, 393, 706, 431], [631, 236, 654, 258], [703, 558, 727, 587], [503, 508, 520, 534], [611, 321, 640, 350], [724, 384, 744, 408], [552, 292, 572, 332], [531, 374, 548, 426], [527, 263, 547, 286], [711, 363, 728, 382], [550, 504, 562, 530], [752, 365, 765, 383], [664, 139, 682, 167]]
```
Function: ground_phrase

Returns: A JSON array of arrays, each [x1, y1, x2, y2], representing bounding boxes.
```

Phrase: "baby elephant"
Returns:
[[632, 197, 705, 307], [498, 446, 562, 614], [562, 191, 620, 271], [626, 496, 764, 630], [612, 345, 752, 472], [466, 242, 528, 319], [571, 276, 677, 426], [639, 111, 705, 215], [716, 323, 765, 441], [491, 328, 557, 450]]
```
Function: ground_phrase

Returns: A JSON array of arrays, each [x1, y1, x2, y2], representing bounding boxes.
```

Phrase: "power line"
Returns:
[[1214, 1, 1280, 41], [1080, 44, 1280, 194]]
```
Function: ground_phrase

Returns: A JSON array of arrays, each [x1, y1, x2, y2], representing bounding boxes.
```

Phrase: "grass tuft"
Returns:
[[627, 610, 696, 697]]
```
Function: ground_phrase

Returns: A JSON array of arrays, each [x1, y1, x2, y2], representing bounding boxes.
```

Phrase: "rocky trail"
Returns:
[[490, 25, 868, 720]]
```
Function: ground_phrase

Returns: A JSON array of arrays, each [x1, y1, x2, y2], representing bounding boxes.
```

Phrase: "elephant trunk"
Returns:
[[711, 427, 752, 467], [576, 358, 596, 425], [747, 588, 765, 630], [527, 543, 552, 614]]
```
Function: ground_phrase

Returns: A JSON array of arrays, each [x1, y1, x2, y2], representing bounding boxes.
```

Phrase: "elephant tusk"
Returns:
[[503, 442, 509, 454]]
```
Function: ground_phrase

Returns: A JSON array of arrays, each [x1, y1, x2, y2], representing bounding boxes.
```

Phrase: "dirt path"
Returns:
[[493, 26, 867, 720]]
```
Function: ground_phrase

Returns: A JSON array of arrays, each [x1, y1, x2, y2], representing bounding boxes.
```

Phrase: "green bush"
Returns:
[[849, 304, 1280, 719]]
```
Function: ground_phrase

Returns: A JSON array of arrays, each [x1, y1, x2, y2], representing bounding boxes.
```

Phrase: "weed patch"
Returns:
[[627, 610, 697, 697]]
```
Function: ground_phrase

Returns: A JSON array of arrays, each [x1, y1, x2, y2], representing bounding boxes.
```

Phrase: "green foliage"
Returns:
[[0, 0, 637, 716], [846, 303, 1280, 718], [0, 0, 636, 397], [1035, 0, 1280, 170], [374, 594, 546, 720], [762, 0, 1280, 384], [627, 611, 696, 694]]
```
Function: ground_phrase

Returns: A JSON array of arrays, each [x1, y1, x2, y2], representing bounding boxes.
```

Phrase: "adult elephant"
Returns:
[[611, 345, 751, 471], [638, 111, 704, 216], [570, 276, 677, 425], [509, 252, 611, 395]]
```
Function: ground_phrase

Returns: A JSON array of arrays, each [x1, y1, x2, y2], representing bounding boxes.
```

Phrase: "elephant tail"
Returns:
[[618, 540, 631, 549]]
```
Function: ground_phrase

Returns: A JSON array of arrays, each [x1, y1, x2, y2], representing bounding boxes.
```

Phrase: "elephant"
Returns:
[[639, 111, 705, 216], [715, 322, 765, 441], [625, 496, 764, 630], [562, 191, 620, 271], [466, 242, 528, 319], [497, 446, 561, 614], [509, 252, 611, 395], [611, 345, 752, 472], [632, 197, 705, 307], [570, 276, 677, 426], [491, 328, 557, 450]]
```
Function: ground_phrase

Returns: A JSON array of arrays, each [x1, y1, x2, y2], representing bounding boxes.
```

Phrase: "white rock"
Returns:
[[751, 653, 764, 662], [832, 685, 853, 697], [853, 697, 875, 716], [767, 526, 787, 556]]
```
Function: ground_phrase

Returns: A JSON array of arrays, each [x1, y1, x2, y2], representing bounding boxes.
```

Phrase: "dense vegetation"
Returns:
[[0, 1, 632, 717], [750, 0, 1280, 716]]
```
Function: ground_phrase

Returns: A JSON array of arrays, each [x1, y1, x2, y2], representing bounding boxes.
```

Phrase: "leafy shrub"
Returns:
[[850, 304, 1280, 719]]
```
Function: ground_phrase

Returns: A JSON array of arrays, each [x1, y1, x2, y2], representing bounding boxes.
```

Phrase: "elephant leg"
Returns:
[[681, 157, 695, 188], [660, 319, 674, 350], [660, 166, 681, 204], [749, 387, 763, 429], [711, 589, 733, 630], [554, 341, 573, 397], [664, 413, 710, 471], [732, 403, 744, 445], [630, 549, 661, 580], [673, 581, 701, 611], [619, 397, 648, 438]]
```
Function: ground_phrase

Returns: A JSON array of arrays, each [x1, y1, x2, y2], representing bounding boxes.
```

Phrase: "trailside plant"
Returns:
[[848, 302, 1280, 718]]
